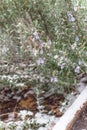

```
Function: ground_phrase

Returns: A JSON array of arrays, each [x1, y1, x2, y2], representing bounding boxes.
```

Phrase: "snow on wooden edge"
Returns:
[[53, 86, 87, 130]]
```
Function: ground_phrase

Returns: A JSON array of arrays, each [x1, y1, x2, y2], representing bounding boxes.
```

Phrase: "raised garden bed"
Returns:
[[70, 107, 87, 130], [53, 86, 87, 130]]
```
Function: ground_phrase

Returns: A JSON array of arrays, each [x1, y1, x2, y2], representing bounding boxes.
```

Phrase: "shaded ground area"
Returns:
[[0, 86, 64, 122], [0, 86, 38, 114], [71, 107, 87, 130]]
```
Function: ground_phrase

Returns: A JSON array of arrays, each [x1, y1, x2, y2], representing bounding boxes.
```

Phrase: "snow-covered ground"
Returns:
[[0, 88, 80, 130], [0, 110, 59, 130]]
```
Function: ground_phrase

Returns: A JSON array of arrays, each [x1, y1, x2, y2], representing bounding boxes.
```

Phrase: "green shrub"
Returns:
[[0, 0, 87, 92]]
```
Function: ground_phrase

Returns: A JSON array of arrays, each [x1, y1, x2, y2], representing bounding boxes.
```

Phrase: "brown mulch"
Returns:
[[43, 93, 64, 117], [0, 86, 64, 121], [0, 86, 38, 114], [70, 107, 87, 130]]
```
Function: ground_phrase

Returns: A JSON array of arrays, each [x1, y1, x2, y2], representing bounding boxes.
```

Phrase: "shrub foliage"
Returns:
[[0, 0, 87, 92]]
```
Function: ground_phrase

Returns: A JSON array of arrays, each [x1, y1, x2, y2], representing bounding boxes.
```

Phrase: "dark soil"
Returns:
[[0, 86, 64, 121], [71, 107, 87, 130]]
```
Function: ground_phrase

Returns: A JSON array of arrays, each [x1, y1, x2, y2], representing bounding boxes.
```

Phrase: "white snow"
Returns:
[[0, 111, 59, 130], [19, 110, 33, 120]]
